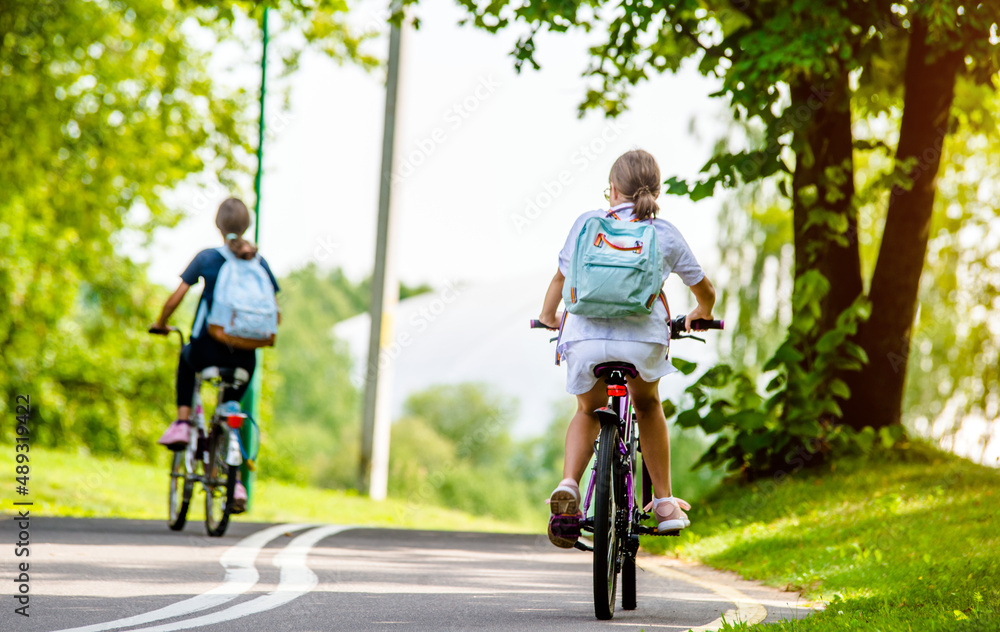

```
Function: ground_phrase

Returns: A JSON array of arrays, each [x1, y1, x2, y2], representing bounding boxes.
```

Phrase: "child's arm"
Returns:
[[153, 281, 191, 329], [538, 269, 565, 328], [684, 276, 716, 330]]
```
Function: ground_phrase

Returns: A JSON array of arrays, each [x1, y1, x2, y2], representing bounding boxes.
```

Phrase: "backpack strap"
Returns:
[[554, 311, 568, 366], [607, 208, 653, 224], [192, 297, 209, 339], [660, 290, 671, 360]]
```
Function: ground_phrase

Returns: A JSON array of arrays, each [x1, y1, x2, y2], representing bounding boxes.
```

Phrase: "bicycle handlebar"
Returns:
[[670, 314, 724, 339], [149, 325, 185, 346], [529, 319, 559, 331]]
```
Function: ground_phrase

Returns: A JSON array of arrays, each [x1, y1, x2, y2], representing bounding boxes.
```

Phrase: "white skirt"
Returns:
[[561, 339, 676, 395]]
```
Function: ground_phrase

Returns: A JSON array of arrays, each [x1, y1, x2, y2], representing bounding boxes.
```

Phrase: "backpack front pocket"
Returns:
[[578, 252, 653, 310]]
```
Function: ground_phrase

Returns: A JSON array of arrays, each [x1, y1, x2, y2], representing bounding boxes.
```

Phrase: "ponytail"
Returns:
[[609, 150, 661, 221], [224, 232, 258, 260], [215, 198, 257, 260], [631, 185, 659, 222]]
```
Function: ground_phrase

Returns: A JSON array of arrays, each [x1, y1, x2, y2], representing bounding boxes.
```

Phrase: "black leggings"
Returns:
[[176, 338, 256, 407]]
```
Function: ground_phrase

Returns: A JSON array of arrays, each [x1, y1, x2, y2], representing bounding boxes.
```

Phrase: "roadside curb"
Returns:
[[640, 553, 825, 629]]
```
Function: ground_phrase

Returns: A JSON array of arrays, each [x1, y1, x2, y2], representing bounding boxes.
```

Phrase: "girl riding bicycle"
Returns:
[[152, 198, 280, 509], [538, 149, 715, 547]]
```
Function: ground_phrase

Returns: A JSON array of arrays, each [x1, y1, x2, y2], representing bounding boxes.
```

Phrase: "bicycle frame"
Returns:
[[181, 368, 246, 474]]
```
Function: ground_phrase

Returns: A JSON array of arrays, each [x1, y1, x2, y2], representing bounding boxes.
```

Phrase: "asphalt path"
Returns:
[[2, 517, 817, 631]]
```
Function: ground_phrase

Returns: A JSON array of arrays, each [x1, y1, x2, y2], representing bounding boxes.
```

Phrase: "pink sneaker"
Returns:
[[231, 482, 247, 514], [646, 497, 691, 532], [158, 420, 191, 451]]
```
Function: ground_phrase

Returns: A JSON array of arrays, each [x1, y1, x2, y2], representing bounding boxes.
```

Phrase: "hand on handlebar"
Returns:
[[148, 324, 177, 335], [684, 306, 714, 332], [532, 313, 562, 331]]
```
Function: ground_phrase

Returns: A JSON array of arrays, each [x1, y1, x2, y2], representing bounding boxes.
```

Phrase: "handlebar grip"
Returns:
[[670, 315, 724, 338], [530, 319, 558, 331], [149, 325, 184, 345], [690, 319, 724, 331]]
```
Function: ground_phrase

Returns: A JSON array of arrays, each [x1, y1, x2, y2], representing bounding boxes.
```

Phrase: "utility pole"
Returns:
[[359, 7, 405, 499], [240, 5, 269, 511]]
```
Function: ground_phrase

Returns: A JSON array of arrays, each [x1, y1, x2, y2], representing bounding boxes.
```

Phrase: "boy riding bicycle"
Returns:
[[151, 198, 280, 513], [537, 149, 716, 547]]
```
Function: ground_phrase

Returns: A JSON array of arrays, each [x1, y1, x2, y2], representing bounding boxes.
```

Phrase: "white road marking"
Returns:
[[129, 525, 351, 632], [641, 557, 768, 631], [53, 523, 316, 632]]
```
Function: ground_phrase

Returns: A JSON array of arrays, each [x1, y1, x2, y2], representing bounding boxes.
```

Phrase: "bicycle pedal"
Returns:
[[549, 513, 582, 539], [654, 528, 682, 537]]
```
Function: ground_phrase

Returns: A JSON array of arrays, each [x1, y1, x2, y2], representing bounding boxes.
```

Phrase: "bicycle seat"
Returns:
[[593, 362, 638, 380]]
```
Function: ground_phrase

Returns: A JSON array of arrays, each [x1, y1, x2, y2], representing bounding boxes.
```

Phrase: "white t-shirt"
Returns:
[[556, 202, 705, 350]]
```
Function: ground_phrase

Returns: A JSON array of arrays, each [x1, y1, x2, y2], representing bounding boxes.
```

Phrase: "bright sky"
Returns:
[[141, 0, 727, 291]]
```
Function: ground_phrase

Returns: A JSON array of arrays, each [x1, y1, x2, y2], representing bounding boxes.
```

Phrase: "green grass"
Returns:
[[0, 446, 533, 533], [645, 443, 1000, 631]]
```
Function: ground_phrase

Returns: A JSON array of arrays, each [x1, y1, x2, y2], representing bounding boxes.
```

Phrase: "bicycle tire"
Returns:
[[204, 425, 236, 537], [167, 451, 193, 531], [593, 422, 621, 620]]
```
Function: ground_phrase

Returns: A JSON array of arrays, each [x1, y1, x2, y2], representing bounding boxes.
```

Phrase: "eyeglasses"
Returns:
[[603, 187, 610, 201]]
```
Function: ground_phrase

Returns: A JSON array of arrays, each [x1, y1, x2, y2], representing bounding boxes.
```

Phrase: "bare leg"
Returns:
[[562, 381, 609, 483], [626, 375, 672, 498], [177, 406, 192, 422]]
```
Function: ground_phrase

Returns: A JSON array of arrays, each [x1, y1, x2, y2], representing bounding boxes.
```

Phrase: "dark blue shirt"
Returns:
[[181, 248, 280, 341]]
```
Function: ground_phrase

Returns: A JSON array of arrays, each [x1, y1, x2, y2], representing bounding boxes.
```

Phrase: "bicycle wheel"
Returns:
[[593, 422, 621, 620], [167, 451, 193, 531], [204, 425, 236, 537]]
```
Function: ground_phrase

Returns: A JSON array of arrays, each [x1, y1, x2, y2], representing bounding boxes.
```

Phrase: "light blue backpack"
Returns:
[[205, 247, 278, 349], [562, 213, 664, 318]]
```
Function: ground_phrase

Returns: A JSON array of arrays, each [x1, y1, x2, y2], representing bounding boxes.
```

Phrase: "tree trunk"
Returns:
[[842, 18, 963, 430], [790, 70, 863, 332]]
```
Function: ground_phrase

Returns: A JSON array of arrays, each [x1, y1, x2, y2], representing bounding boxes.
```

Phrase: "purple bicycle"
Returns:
[[532, 314, 723, 619]]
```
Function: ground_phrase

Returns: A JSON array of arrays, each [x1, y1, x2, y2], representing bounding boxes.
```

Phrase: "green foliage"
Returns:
[[897, 86, 1000, 439], [716, 191, 794, 370], [670, 273, 885, 476], [713, 74, 1000, 458], [388, 383, 544, 523], [402, 383, 516, 467], [0, 0, 249, 451], [0, 0, 393, 462]]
